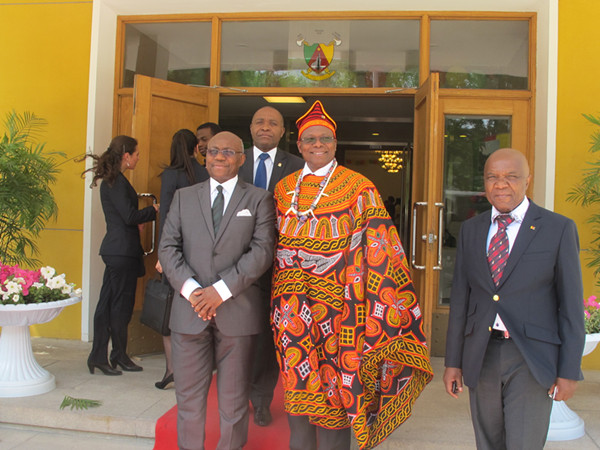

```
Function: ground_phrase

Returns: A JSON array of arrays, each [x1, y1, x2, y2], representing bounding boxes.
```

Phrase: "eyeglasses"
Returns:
[[206, 148, 243, 158], [299, 136, 336, 145], [484, 175, 524, 185]]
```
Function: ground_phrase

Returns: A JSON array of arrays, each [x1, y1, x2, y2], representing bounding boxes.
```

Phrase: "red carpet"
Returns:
[[154, 376, 289, 449]]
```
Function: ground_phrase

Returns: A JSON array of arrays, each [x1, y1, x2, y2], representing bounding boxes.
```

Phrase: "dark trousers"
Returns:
[[249, 325, 280, 410], [288, 415, 352, 450], [469, 338, 553, 450], [88, 255, 139, 364], [172, 324, 257, 450]]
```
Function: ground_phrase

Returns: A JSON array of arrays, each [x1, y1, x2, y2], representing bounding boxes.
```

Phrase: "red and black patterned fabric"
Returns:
[[272, 165, 433, 449]]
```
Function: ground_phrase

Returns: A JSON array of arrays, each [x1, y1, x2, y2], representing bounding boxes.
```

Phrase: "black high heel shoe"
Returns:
[[110, 357, 143, 372], [88, 360, 122, 376], [155, 372, 174, 390]]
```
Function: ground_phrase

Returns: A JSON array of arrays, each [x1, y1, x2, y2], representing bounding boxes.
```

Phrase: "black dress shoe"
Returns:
[[110, 357, 143, 372], [155, 372, 174, 390], [87, 360, 122, 376], [254, 406, 272, 427]]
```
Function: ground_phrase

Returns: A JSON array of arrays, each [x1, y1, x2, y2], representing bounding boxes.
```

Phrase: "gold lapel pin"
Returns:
[[278, 162, 282, 167], [530, 226, 536, 230]]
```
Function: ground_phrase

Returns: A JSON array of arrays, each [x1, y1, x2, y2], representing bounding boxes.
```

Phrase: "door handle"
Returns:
[[137, 193, 157, 256], [433, 202, 445, 271], [411, 201, 427, 270]]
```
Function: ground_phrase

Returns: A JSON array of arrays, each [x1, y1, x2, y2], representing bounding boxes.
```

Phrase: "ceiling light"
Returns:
[[263, 96, 306, 104]]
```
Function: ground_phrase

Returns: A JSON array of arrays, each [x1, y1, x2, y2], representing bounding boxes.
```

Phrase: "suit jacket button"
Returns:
[[493, 294, 500, 302]]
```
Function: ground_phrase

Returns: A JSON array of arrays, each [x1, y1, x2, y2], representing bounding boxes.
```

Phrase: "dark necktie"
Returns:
[[254, 153, 270, 189], [487, 214, 514, 286], [212, 185, 224, 233]]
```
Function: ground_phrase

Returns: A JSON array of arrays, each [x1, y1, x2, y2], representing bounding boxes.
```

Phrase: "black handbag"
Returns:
[[140, 277, 174, 336]]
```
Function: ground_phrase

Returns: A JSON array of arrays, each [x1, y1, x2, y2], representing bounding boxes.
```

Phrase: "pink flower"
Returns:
[[585, 310, 591, 319], [585, 295, 600, 309]]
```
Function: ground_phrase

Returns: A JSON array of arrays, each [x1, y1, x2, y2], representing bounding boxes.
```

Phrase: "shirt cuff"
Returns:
[[181, 278, 202, 300], [213, 279, 232, 302]]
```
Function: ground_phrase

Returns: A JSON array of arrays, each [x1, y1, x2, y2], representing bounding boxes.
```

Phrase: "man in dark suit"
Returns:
[[443, 148, 585, 449], [239, 105, 304, 426], [158, 131, 276, 450]]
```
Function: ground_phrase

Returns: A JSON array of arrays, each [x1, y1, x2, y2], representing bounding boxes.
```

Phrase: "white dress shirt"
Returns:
[[180, 176, 239, 302], [301, 159, 335, 177], [486, 197, 530, 331]]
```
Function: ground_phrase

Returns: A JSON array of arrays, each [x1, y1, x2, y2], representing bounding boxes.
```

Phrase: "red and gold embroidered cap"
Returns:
[[296, 100, 337, 139]]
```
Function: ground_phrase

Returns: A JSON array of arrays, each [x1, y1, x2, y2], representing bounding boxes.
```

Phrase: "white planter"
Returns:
[[547, 332, 600, 441], [0, 296, 81, 397]]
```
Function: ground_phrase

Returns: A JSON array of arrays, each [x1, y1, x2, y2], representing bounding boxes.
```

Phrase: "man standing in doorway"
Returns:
[[443, 148, 585, 449], [272, 100, 432, 449], [159, 131, 276, 449], [239, 105, 304, 427]]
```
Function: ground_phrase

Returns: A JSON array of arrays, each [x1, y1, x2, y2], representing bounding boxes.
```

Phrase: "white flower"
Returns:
[[14, 277, 25, 285], [74, 288, 82, 296], [12, 294, 20, 303], [5, 281, 21, 294], [61, 285, 72, 294], [2, 293, 8, 301], [46, 276, 66, 290], [40, 266, 56, 280], [32, 282, 43, 288]]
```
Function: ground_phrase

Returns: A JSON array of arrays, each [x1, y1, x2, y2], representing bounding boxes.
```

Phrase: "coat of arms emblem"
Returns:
[[297, 33, 342, 81]]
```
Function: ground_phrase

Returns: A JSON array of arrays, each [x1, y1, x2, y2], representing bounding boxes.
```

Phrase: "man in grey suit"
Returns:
[[443, 148, 585, 449], [159, 131, 276, 450], [239, 106, 304, 427]]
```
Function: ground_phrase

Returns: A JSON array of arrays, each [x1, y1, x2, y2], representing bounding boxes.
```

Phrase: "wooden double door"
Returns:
[[113, 73, 532, 356]]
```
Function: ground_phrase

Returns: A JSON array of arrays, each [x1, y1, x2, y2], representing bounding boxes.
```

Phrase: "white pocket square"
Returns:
[[236, 209, 252, 217]]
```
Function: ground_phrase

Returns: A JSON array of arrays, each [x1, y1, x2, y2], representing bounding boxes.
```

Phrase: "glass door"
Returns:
[[412, 80, 532, 355]]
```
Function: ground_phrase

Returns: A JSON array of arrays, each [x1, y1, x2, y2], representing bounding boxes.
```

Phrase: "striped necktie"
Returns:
[[487, 214, 514, 286]]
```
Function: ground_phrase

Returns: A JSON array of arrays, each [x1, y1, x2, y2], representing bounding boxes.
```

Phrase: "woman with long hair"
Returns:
[[83, 135, 158, 375], [154, 128, 209, 389]]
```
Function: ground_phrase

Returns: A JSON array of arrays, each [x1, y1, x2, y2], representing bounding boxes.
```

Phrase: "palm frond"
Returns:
[[59, 395, 102, 411], [0, 110, 64, 266], [568, 113, 600, 286]]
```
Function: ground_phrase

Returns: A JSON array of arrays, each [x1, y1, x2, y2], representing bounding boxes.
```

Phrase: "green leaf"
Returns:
[[0, 110, 64, 266], [59, 395, 102, 411]]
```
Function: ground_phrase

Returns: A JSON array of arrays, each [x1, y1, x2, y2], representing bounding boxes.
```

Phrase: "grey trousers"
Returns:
[[172, 324, 257, 450], [469, 338, 553, 450], [288, 414, 352, 450]]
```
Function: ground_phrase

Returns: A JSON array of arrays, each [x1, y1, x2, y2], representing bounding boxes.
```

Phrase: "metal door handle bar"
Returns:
[[411, 201, 427, 270], [433, 202, 445, 271], [137, 193, 157, 256]]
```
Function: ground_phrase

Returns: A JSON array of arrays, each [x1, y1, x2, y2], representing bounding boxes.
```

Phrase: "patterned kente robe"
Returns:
[[272, 164, 433, 449]]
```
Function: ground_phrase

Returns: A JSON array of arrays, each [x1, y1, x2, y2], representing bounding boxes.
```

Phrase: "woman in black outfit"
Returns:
[[154, 128, 209, 389], [84, 135, 158, 376]]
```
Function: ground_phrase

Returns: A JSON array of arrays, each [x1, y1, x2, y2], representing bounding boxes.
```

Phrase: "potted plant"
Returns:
[[0, 111, 81, 397], [0, 110, 65, 266], [567, 113, 600, 287]]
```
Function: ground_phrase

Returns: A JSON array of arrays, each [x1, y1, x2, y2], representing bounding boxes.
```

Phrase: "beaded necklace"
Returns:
[[285, 160, 338, 224]]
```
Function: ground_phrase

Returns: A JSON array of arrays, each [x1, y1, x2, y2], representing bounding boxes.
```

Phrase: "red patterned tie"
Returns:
[[487, 214, 514, 286]]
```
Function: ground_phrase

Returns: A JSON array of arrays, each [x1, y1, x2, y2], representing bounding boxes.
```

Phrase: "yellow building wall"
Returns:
[[0, 0, 92, 338], [556, 0, 600, 370]]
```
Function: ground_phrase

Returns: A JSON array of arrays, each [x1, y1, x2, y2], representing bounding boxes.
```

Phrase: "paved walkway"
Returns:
[[0, 337, 599, 449]]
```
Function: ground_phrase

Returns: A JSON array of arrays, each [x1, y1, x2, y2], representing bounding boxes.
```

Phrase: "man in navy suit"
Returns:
[[443, 148, 585, 449], [239, 106, 304, 427]]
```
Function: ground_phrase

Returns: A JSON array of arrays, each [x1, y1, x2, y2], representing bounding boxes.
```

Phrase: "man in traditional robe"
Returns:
[[271, 100, 433, 450]]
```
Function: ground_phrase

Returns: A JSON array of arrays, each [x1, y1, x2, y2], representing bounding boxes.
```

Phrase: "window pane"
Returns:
[[123, 22, 212, 88], [439, 116, 511, 306], [431, 20, 528, 90], [220, 20, 419, 88]]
